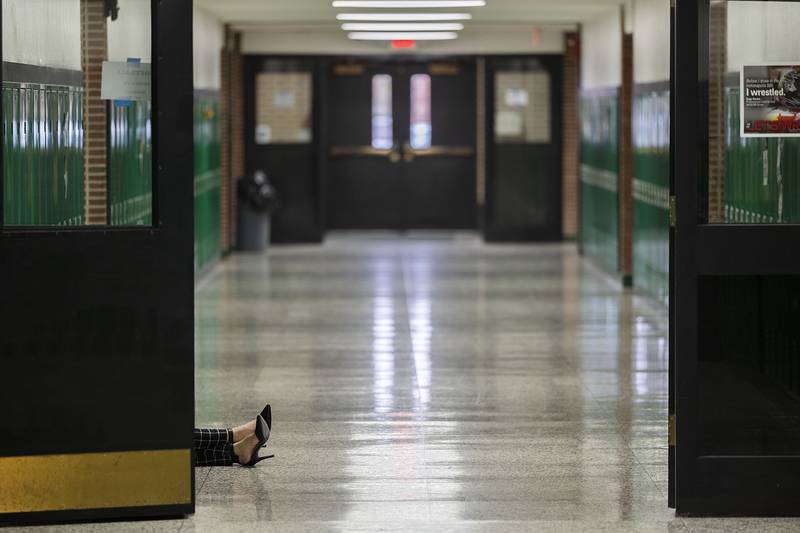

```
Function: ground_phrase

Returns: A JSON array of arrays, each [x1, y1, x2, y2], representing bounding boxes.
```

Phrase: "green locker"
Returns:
[[3, 82, 84, 226], [580, 90, 619, 272], [632, 87, 670, 303], [109, 101, 153, 226], [193, 96, 221, 273]]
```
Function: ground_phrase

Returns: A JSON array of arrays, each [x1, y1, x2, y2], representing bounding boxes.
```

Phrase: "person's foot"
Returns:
[[231, 419, 257, 442], [233, 433, 261, 466]]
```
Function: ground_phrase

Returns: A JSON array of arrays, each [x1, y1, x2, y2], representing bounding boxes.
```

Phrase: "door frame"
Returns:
[[673, 0, 800, 516], [0, 0, 195, 524]]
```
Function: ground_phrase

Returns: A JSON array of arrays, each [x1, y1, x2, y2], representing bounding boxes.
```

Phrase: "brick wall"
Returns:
[[230, 35, 245, 246], [81, 0, 108, 225], [708, 1, 727, 223], [562, 33, 580, 238], [220, 28, 244, 252], [619, 32, 633, 284], [476, 58, 486, 208], [219, 42, 231, 252]]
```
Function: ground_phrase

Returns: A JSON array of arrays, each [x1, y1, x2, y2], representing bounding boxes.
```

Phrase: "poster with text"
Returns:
[[742, 64, 800, 137]]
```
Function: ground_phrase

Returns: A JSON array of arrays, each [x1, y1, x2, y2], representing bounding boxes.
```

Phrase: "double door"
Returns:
[[326, 60, 477, 230]]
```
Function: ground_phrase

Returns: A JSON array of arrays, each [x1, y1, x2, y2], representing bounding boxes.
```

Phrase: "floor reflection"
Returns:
[[188, 234, 683, 530]]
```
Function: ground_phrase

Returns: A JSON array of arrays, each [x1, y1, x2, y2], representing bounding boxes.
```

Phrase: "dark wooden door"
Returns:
[[484, 56, 563, 241], [245, 57, 323, 243], [0, 0, 194, 525], [674, 0, 800, 516], [326, 59, 477, 230]]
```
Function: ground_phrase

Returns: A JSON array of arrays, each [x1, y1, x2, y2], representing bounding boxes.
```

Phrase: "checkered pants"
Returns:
[[194, 428, 235, 466]]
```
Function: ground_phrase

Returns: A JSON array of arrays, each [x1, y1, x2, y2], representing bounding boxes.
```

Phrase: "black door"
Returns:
[[245, 57, 323, 243], [674, 0, 800, 516], [326, 59, 477, 230], [484, 56, 563, 241], [0, 1, 194, 524]]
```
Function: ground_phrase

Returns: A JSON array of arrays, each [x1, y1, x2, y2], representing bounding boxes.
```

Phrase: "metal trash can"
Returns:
[[237, 170, 278, 252]]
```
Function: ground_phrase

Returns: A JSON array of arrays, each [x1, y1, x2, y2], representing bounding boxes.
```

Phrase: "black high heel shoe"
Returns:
[[258, 404, 272, 448], [238, 414, 273, 467], [259, 404, 272, 440]]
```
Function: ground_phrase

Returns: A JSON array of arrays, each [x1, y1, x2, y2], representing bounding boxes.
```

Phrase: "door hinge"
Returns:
[[669, 414, 676, 447], [669, 196, 677, 227]]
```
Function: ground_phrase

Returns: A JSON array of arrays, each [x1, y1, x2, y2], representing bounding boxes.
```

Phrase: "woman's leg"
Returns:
[[193, 428, 233, 451], [195, 446, 234, 466], [192, 432, 261, 466], [194, 428, 234, 466], [231, 419, 256, 442]]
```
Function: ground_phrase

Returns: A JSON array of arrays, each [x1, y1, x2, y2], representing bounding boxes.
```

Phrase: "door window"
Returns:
[[371, 74, 393, 150], [706, 0, 800, 224], [494, 71, 551, 144], [254, 72, 313, 145], [409, 74, 432, 149], [2, 0, 153, 227]]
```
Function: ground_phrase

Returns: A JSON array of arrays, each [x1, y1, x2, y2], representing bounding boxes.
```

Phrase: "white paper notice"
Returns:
[[256, 125, 272, 145], [496, 111, 523, 137], [274, 90, 296, 109], [101, 61, 152, 101]]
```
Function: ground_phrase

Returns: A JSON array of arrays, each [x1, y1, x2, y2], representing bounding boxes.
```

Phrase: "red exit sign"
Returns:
[[392, 40, 417, 49]]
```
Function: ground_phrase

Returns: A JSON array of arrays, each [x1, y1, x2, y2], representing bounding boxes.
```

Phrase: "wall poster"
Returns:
[[741, 64, 800, 137]]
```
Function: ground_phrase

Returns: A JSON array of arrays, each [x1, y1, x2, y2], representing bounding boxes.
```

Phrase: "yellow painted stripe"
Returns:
[[0, 449, 191, 514]]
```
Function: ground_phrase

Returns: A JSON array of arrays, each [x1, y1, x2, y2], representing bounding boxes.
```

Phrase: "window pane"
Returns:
[[494, 71, 551, 144], [107, 0, 153, 227], [372, 74, 393, 150], [1, 0, 153, 227], [410, 74, 431, 150], [254, 72, 313, 145], [708, 1, 800, 224]]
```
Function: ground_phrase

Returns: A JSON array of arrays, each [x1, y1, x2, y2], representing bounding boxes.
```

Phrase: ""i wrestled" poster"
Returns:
[[741, 64, 800, 137]]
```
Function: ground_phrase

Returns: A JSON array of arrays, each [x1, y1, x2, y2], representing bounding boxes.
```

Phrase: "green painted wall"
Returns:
[[109, 101, 153, 226], [580, 91, 619, 271], [2, 82, 85, 226], [725, 87, 800, 223], [193, 96, 222, 273], [632, 88, 670, 303]]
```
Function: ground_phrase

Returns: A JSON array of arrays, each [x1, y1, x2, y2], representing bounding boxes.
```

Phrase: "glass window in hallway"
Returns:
[[708, 1, 800, 224], [494, 70, 551, 144], [371, 74, 393, 150], [254, 71, 313, 144], [409, 73, 431, 149], [2, 0, 153, 227]]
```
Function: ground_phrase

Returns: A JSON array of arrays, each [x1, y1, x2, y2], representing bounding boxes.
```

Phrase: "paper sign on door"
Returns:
[[101, 61, 152, 102]]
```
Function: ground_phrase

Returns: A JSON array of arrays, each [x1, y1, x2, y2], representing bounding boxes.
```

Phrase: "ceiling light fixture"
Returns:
[[333, 1, 486, 8], [337, 13, 473, 21], [348, 31, 459, 40], [342, 22, 464, 31]]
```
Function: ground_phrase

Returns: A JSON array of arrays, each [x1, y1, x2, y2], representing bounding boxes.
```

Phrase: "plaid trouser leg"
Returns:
[[194, 428, 235, 466]]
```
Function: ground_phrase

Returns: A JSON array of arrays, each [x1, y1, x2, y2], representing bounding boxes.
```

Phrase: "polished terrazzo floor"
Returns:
[[11, 234, 800, 532]]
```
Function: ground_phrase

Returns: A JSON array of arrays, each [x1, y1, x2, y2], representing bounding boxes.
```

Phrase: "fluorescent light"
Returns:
[[342, 23, 464, 31], [333, 1, 486, 8], [337, 13, 473, 21], [348, 31, 459, 40]]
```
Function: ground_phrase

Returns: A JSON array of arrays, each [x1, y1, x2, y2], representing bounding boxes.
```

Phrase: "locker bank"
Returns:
[[2, 0, 800, 531]]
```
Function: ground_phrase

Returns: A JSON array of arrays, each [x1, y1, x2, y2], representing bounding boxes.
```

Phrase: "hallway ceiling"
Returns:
[[195, 0, 625, 27]]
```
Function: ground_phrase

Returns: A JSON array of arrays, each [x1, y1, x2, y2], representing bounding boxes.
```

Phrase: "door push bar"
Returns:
[[401, 142, 475, 162], [329, 145, 402, 163], [330, 143, 475, 163]]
